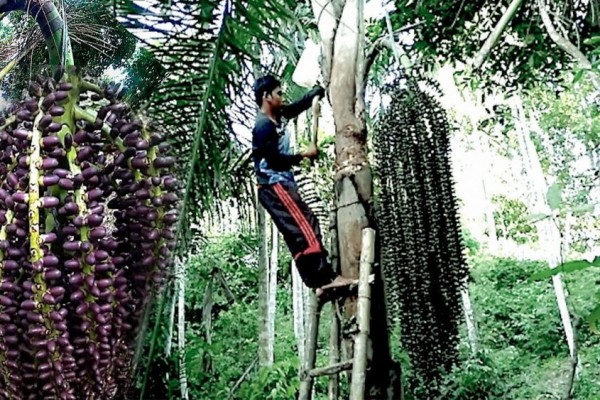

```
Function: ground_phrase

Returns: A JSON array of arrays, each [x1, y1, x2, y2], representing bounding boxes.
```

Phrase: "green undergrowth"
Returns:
[[163, 232, 600, 399]]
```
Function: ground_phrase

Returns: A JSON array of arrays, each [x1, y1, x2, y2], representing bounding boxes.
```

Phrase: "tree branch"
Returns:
[[311, 0, 340, 88], [216, 268, 236, 303], [471, 0, 525, 70], [361, 22, 422, 92], [537, 0, 600, 89], [228, 357, 258, 398]]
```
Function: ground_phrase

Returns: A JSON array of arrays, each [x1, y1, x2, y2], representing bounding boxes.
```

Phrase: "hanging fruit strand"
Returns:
[[374, 77, 469, 395], [0, 1, 179, 398]]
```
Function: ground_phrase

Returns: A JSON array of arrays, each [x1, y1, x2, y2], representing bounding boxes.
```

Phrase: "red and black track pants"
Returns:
[[258, 182, 336, 289]]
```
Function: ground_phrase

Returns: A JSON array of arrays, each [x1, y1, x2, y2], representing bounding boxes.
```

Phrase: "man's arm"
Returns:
[[253, 118, 304, 171], [280, 86, 325, 120]]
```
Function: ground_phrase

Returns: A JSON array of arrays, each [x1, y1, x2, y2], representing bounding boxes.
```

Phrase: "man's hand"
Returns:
[[311, 85, 326, 100], [302, 143, 319, 159]]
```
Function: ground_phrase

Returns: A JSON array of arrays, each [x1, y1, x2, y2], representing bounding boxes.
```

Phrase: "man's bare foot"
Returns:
[[320, 275, 357, 291]]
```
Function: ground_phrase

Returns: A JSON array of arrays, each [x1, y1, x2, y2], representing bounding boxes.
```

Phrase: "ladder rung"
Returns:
[[307, 360, 353, 378]]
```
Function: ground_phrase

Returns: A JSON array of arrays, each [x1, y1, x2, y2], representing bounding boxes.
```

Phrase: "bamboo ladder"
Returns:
[[298, 222, 375, 400]]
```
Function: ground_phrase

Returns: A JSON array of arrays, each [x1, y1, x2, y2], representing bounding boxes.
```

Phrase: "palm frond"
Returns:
[[103, 0, 300, 253]]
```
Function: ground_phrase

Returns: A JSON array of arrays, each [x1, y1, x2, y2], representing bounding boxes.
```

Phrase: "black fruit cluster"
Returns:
[[374, 78, 468, 393]]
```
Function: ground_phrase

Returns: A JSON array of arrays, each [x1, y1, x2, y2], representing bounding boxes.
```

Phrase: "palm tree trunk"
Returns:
[[267, 222, 278, 363], [474, 131, 499, 253], [511, 96, 576, 360], [257, 203, 272, 367], [310, 0, 397, 397], [461, 285, 478, 354], [200, 275, 215, 373], [164, 282, 177, 384], [292, 262, 306, 363], [177, 259, 189, 399]]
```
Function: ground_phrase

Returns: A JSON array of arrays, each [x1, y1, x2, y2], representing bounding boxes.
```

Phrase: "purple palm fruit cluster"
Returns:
[[0, 73, 179, 400]]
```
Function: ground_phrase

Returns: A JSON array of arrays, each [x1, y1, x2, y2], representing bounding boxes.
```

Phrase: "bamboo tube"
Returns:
[[299, 293, 321, 400], [350, 228, 375, 400]]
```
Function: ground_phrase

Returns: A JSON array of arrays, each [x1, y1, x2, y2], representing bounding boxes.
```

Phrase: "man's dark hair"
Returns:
[[253, 74, 281, 106]]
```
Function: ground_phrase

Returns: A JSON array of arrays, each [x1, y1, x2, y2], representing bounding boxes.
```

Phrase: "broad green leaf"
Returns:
[[562, 260, 595, 273], [529, 268, 557, 281], [546, 184, 563, 210], [526, 212, 551, 222], [587, 304, 600, 334], [584, 36, 600, 46], [529, 260, 597, 281], [571, 203, 596, 216]]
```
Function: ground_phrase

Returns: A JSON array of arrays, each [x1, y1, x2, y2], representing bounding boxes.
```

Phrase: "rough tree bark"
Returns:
[[310, 0, 398, 397]]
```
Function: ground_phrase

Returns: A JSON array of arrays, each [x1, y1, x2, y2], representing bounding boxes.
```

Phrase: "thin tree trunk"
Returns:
[[290, 106, 307, 368], [511, 96, 577, 360], [200, 275, 214, 373], [267, 222, 278, 364], [311, 0, 397, 397], [253, 57, 271, 368], [257, 203, 272, 367], [292, 262, 306, 363], [177, 258, 189, 400], [474, 131, 499, 253], [471, 0, 525, 69], [165, 282, 176, 358], [461, 285, 478, 354], [164, 281, 177, 386]]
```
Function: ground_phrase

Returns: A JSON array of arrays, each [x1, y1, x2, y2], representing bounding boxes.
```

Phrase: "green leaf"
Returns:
[[573, 69, 585, 84], [529, 268, 556, 281], [584, 36, 600, 46], [562, 260, 595, 273], [526, 212, 550, 222], [571, 203, 596, 216], [529, 259, 598, 281], [587, 304, 600, 334], [546, 184, 563, 210]]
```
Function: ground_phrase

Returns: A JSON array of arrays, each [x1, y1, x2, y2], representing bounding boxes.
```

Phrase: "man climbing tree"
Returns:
[[252, 75, 354, 296]]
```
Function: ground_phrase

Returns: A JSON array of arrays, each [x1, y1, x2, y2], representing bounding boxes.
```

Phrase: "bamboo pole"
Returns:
[[299, 292, 321, 400], [328, 210, 341, 400], [350, 228, 375, 400]]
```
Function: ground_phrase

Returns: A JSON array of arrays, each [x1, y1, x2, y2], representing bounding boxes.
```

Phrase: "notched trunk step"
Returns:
[[317, 274, 375, 304], [304, 360, 354, 379]]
